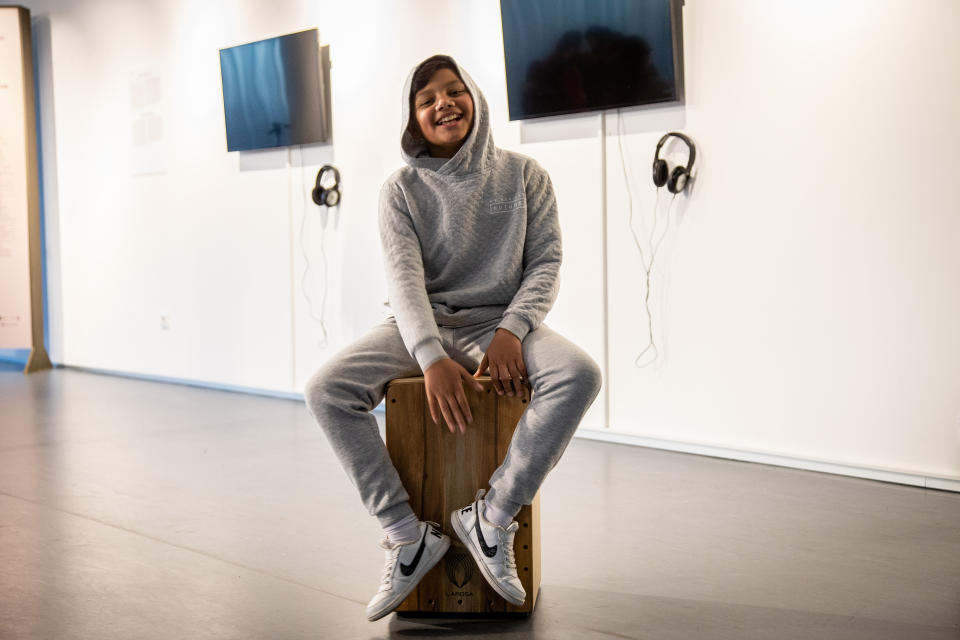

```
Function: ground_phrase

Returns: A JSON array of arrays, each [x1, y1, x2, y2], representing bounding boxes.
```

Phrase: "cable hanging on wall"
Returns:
[[617, 110, 692, 368], [296, 145, 331, 349]]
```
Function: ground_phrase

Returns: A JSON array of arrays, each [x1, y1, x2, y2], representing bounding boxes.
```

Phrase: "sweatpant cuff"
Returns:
[[376, 501, 417, 528], [484, 488, 522, 520]]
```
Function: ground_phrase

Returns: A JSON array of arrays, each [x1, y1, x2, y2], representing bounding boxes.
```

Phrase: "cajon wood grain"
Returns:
[[385, 376, 540, 615]]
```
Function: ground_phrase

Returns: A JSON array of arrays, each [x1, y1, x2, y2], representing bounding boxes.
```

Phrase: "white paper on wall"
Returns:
[[130, 70, 166, 176], [0, 8, 33, 349]]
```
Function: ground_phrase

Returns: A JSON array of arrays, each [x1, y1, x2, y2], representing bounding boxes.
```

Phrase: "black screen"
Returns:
[[219, 29, 327, 151], [500, 0, 682, 120]]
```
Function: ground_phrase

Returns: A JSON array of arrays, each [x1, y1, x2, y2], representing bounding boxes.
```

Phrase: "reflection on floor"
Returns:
[[1, 363, 958, 639]]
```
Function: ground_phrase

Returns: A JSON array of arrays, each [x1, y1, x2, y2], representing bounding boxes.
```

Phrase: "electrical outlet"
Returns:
[[160, 311, 171, 331]]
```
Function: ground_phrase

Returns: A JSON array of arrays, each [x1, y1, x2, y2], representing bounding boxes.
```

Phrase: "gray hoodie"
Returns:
[[379, 57, 562, 372]]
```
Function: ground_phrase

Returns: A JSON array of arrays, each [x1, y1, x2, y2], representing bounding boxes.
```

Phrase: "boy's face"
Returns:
[[414, 68, 474, 158]]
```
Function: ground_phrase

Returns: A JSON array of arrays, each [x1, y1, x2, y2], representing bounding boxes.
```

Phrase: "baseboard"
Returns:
[[51, 365, 960, 494], [62, 365, 305, 401], [574, 428, 960, 494]]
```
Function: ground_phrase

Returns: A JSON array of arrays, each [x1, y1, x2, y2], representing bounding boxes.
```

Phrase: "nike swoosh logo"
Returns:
[[475, 506, 498, 558], [399, 528, 427, 576]]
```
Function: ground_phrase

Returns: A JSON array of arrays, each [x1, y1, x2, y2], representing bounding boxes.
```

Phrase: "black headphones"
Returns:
[[652, 132, 696, 194], [312, 165, 341, 207]]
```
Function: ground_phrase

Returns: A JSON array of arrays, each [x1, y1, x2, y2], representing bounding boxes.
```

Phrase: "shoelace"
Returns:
[[501, 528, 517, 571], [379, 542, 400, 591]]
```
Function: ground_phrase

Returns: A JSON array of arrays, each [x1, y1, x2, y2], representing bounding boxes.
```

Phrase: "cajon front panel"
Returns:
[[385, 376, 540, 614]]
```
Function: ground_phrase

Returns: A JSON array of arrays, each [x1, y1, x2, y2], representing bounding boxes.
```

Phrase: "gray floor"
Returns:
[[1, 361, 958, 640]]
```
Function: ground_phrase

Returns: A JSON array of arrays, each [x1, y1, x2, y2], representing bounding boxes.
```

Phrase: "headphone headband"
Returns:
[[654, 132, 696, 173], [316, 164, 340, 188]]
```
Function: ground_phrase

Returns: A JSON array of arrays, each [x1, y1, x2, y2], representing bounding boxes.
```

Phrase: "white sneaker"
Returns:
[[366, 521, 450, 621], [450, 489, 526, 606]]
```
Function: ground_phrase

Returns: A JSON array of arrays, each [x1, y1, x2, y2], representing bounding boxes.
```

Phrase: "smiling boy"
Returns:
[[304, 54, 602, 621]]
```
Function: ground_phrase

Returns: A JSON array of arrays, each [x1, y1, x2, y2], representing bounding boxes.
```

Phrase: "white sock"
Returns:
[[384, 513, 420, 545], [483, 501, 515, 530]]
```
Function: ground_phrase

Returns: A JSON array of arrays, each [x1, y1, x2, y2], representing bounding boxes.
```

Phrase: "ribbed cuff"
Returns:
[[484, 487, 522, 520], [376, 501, 416, 528], [496, 314, 530, 342], [414, 338, 448, 372]]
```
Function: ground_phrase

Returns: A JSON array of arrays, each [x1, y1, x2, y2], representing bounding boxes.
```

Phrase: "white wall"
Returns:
[[604, 0, 960, 480], [16, 0, 960, 481]]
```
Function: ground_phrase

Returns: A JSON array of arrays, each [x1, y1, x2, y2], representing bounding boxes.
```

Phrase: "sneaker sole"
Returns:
[[450, 511, 525, 607], [366, 535, 451, 622]]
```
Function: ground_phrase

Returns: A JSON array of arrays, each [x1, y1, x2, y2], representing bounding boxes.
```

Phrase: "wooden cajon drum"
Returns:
[[384, 376, 540, 615]]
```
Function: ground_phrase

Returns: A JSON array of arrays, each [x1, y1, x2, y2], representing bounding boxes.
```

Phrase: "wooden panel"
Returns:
[[416, 378, 452, 613], [385, 381, 425, 517], [384, 379, 425, 612], [21, 7, 51, 374], [385, 376, 540, 614], [444, 379, 503, 613]]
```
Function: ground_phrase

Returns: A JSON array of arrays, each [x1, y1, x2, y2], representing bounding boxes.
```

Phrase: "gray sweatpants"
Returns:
[[304, 315, 602, 528]]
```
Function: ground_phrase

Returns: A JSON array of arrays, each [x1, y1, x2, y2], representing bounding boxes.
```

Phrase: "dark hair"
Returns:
[[406, 54, 470, 139]]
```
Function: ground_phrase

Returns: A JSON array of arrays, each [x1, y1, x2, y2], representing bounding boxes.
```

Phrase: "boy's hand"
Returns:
[[474, 328, 527, 397], [424, 358, 484, 434]]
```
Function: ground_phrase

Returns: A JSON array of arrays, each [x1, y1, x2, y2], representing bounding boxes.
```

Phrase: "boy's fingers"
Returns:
[[455, 391, 472, 425], [491, 363, 506, 396], [438, 398, 456, 433], [461, 367, 484, 392], [497, 362, 516, 397], [506, 362, 524, 396], [440, 393, 466, 433], [474, 354, 488, 377]]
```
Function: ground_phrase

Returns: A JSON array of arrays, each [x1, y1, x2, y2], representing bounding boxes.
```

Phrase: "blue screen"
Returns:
[[500, 0, 680, 120], [219, 29, 325, 151]]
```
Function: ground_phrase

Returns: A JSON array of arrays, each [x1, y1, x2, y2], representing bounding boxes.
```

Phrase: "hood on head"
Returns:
[[400, 55, 497, 176]]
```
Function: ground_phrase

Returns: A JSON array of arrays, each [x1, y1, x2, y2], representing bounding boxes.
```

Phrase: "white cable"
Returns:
[[298, 145, 328, 348], [635, 193, 678, 368], [617, 109, 650, 270], [616, 110, 681, 368]]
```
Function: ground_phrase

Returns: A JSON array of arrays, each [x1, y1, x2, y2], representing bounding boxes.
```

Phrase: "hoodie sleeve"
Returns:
[[379, 181, 448, 372], [497, 162, 562, 342]]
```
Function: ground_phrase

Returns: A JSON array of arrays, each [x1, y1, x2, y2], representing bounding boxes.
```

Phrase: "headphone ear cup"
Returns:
[[312, 186, 325, 206], [652, 159, 669, 187], [323, 188, 340, 207], [668, 166, 689, 194]]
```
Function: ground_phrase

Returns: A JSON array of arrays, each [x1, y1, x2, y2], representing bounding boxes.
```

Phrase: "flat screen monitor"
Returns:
[[500, 0, 684, 120], [219, 29, 331, 151]]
